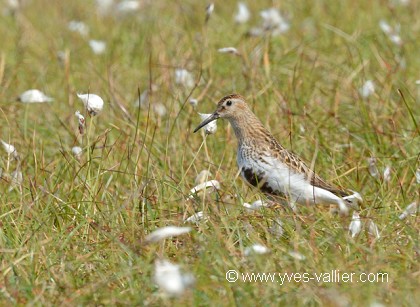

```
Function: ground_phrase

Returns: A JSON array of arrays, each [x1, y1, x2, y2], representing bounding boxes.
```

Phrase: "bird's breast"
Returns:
[[237, 149, 279, 195]]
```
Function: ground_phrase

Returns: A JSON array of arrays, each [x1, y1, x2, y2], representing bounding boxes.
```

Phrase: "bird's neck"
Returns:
[[228, 110, 271, 146]]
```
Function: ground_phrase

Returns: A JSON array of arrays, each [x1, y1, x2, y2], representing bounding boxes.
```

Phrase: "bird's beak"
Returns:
[[193, 112, 219, 133]]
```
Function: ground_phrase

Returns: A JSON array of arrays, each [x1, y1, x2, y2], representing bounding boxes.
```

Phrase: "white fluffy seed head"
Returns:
[[367, 157, 379, 177], [244, 244, 270, 256], [379, 20, 392, 35], [95, 0, 114, 15], [288, 251, 306, 261], [115, 0, 141, 15], [72, 146, 82, 157], [349, 212, 362, 238], [383, 166, 391, 182], [134, 91, 150, 108], [258, 8, 290, 36], [77, 93, 104, 116], [68, 20, 89, 36], [235, 2, 250, 24], [184, 211, 206, 224], [389, 34, 402, 46], [175, 69, 194, 88], [145, 226, 192, 243], [218, 47, 240, 55], [379, 20, 402, 46], [18, 89, 53, 103], [198, 113, 217, 134], [9, 170, 23, 191], [249, 8, 290, 36], [89, 40, 106, 54], [366, 220, 380, 239], [243, 199, 269, 212], [153, 259, 194, 297], [194, 170, 212, 185], [1, 140, 18, 158], [189, 98, 198, 108], [75, 110, 86, 134], [360, 80, 375, 98], [188, 180, 220, 199], [152, 103, 167, 117], [205, 3, 214, 22], [398, 202, 419, 220]]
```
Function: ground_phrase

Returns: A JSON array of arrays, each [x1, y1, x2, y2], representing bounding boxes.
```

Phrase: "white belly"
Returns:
[[237, 152, 344, 207]]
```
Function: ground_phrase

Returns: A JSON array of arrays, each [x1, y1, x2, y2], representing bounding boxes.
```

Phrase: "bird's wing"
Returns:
[[267, 135, 349, 197]]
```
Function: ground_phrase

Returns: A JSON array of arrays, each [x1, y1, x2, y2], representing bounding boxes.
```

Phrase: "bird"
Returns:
[[193, 94, 362, 215]]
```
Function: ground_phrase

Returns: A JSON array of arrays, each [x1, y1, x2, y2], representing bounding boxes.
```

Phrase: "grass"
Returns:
[[0, 0, 419, 305]]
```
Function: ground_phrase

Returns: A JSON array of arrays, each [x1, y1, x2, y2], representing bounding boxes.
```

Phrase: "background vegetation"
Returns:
[[0, 0, 419, 305]]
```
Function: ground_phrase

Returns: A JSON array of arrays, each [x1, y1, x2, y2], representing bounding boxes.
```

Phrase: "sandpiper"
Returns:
[[194, 94, 362, 214]]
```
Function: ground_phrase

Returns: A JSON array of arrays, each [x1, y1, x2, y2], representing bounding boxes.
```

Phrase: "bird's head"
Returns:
[[193, 94, 247, 133]]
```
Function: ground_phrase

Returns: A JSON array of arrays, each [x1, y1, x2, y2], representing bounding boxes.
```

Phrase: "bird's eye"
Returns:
[[226, 100, 232, 106]]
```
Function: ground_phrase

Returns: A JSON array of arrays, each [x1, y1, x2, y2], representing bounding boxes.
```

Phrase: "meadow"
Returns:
[[0, 0, 419, 305]]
